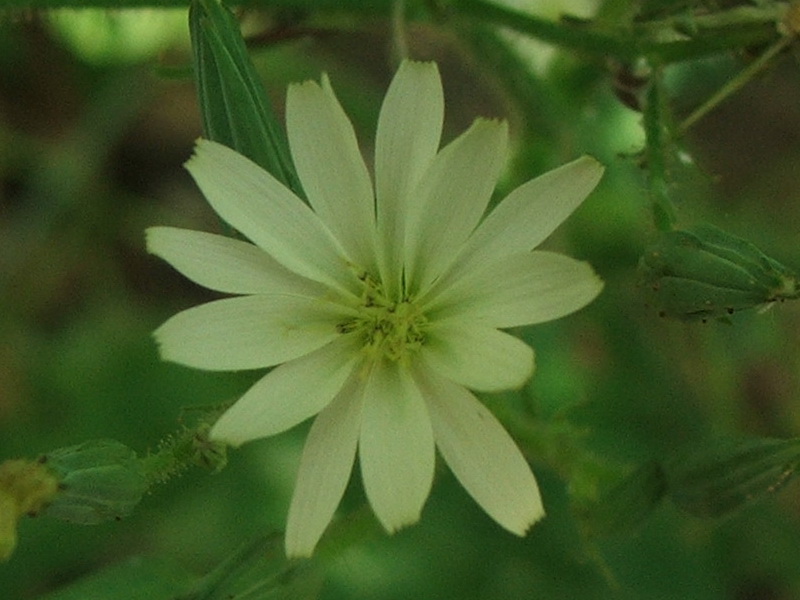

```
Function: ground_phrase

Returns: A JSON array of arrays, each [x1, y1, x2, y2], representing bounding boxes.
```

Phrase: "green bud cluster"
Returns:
[[41, 440, 148, 525], [638, 223, 800, 321], [1, 425, 228, 561]]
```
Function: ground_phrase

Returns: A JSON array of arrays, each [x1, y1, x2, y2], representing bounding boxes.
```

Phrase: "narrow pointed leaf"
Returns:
[[38, 557, 192, 600], [180, 534, 323, 600], [578, 461, 667, 538], [665, 437, 800, 518], [189, 0, 301, 194]]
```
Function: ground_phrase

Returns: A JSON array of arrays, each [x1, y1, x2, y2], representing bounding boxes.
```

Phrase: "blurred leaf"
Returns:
[[36, 535, 323, 600], [37, 556, 193, 600], [579, 461, 667, 537], [48, 9, 186, 65], [189, 0, 301, 195], [178, 533, 323, 600], [665, 437, 800, 518], [0, 459, 59, 561]]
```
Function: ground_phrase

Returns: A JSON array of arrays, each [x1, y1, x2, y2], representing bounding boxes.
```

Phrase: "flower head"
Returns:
[[148, 61, 603, 557]]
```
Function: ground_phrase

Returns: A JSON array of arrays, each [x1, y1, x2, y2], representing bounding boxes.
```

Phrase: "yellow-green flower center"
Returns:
[[338, 272, 428, 363]]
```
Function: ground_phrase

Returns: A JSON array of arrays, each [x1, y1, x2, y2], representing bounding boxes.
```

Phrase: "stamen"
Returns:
[[337, 272, 427, 363]]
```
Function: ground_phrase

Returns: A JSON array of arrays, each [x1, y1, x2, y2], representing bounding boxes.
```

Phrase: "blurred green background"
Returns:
[[2, 2, 800, 599]]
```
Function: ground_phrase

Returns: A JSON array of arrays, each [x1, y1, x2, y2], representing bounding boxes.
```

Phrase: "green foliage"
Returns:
[[579, 461, 667, 538], [37, 535, 323, 600], [639, 224, 800, 321], [580, 437, 800, 537], [0, 459, 59, 560], [41, 440, 148, 525], [2, 0, 800, 598], [178, 534, 323, 600], [189, 0, 301, 195], [38, 557, 194, 600], [665, 437, 800, 518], [641, 71, 677, 231]]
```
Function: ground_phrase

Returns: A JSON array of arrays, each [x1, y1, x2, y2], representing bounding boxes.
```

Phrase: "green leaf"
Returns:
[[638, 224, 800, 321], [189, 0, 302, 195], [36, 535, 322, 600], [41, 440, 149, 525], [665, 437, 800, 518], [37, 556, 193, 600], [578, 461, 667, 537], [178, 533, 323, 600]]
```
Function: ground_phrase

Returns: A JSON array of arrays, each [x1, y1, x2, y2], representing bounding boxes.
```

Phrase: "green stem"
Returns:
[[643, 69, 677, 231], [639, 4, 785, 35], [452, 0, 779, 63], [1, 0, 395, 8], [140, 421, 227, 486], [391, 0, 410, 64], [453, 0, 630, 58], [677, 36, 793, 136], [5, 0, 780, 66]]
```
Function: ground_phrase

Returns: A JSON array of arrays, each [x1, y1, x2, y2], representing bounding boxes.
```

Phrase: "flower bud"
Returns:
[[0, 459, 59, 560], [638, 223, 800, 320], [40, 440, 148, 525]]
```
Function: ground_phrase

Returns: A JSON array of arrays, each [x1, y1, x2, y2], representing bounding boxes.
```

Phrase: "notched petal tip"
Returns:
[[288, 79, 322, 98], [509, 346, 536, 391], [512, 505, 546, 537], [467, 117, 509, 139], [381, 511, 423, 535], [586, 265, 606, 298], [145, 226, 194, 261], [183, 138, 229, 174], [320, 72, 334, 94], [151, 323, 184, 366], [369, 495, 427, 536], [285, 543, 314, 560], [396, 59, 441, 81], [575, 154, 606, 186], [144, 226, 164, 255], [207, 423, 246, 448], [473, 115, 509, 127], [554, 259, 605, 319], [182, 151, 198, 172]]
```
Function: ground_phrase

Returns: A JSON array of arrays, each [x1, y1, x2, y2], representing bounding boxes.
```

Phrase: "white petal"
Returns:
[[374, 60, 443, 295], [285, 372, 365, 558], [286, 78, 376, 270], [185, 140, 357, 294], [154, 295, 343, 371], [445, 156, 603, 283], [421, 322, 535, 392], [359, 360, 435, 533], [209, 336, 361, 446], [146, 226, 326, 296], [414, 365, 544, 535], [404, 119, 508, 294], [427, 251, 603, 329]]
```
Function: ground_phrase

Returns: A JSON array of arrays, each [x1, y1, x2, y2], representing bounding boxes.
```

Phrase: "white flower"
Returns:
[[147, 60, 604, 557]]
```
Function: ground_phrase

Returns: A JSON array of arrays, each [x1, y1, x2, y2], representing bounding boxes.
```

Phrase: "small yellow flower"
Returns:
[[148, 60, 604, 557]]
